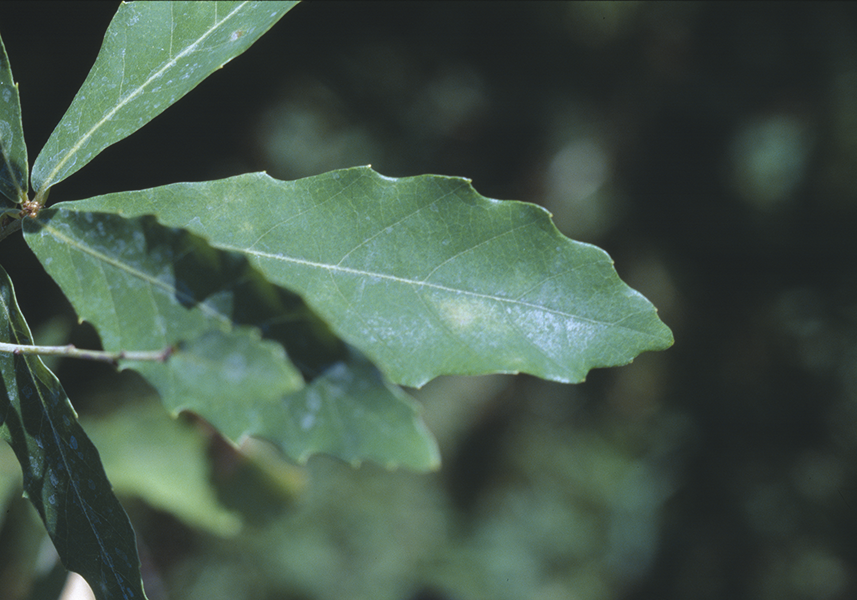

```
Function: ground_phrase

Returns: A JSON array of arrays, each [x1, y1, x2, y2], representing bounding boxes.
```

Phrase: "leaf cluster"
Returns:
[[0, 3, 672, 599]]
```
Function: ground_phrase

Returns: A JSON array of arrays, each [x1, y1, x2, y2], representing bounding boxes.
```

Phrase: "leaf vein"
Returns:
[[227, 244, 661, 338]]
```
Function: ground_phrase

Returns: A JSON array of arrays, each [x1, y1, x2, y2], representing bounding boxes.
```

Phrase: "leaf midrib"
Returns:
[[38, 208, 664, 344], [225, 244, 657, 337]]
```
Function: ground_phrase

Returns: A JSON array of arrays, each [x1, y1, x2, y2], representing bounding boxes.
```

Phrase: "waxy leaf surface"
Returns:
[[0, 266, 146, 600], [0, 34, 27, 204], [64, 167, 674, 387], [24, 210, 439, 470], [31, 1, 296, 194]]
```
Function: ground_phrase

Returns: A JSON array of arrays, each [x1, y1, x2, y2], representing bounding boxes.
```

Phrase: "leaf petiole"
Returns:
[[0, 341, 173, 365]]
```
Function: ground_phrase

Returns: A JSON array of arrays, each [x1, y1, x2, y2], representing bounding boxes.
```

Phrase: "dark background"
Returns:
[[2, 2, 857, 599]]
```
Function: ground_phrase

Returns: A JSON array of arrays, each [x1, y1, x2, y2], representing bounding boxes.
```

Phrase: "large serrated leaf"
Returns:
[[0, 265, 146, 600], [31, 1, 297, 194], [58, 167, 674, 387], [23, 210, 439, 470], [0, 34, 27, 204]]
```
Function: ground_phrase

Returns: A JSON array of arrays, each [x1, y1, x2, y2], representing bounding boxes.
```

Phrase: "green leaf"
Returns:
[[84, 399, 243, 537], [22, 209, 305, 430], [23, 210, 439, 470], [0, 265, 146, 600], [31, 1, 297, 195], [0, 34, 27, 204], [59, 167, 674, 387], [269, 350, 440, 470]]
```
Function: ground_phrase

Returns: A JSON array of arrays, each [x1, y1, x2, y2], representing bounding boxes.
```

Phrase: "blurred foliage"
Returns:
[[3, 1, 857, 599]]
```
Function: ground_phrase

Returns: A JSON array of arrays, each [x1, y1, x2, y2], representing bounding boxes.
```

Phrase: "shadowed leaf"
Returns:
[[270, 350, 440, 470], [23, 209, 304, 425], [24, 210, 439, 470], [0, 34, 27, 204], [0, 265, 146, 600]]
